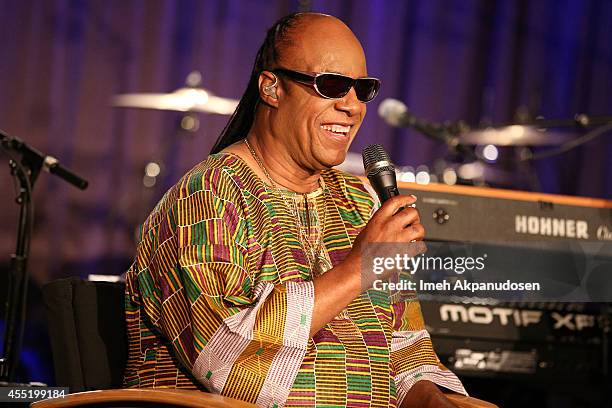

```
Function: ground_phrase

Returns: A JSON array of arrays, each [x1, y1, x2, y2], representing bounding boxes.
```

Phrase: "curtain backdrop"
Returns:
[[1, 0, 611, 284]]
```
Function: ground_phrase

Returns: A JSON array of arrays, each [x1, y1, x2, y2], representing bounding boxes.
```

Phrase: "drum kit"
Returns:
[[111, 71, 239, 190], [111, 71, 582, 148], [111, 71, 604, 189]]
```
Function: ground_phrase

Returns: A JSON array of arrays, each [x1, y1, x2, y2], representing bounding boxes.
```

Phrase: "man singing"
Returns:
[[124, 12, 469, 407]]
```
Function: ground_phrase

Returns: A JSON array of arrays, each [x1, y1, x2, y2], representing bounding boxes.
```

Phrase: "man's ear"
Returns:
[[258, 71, 279, 107]]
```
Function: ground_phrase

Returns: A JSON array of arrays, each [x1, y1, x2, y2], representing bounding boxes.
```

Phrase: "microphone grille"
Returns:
[[362, 144, 393, 175]]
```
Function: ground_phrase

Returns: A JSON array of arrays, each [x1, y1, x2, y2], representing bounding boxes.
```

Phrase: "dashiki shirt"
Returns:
[[123, 153, 466, 407]]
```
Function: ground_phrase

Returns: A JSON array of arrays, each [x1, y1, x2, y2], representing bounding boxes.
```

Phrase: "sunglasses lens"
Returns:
[[354, 79, 381, 102], [309, 72, 380, 102], [316, 74, 354, 98]]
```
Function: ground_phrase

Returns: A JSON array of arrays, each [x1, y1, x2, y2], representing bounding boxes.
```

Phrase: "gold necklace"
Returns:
[[244, 139, 332, 276], [298, 193, 333, 277]]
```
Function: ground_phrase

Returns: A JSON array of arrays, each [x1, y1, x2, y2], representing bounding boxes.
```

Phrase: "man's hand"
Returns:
[[401, 380, 459, 408], [345, 194, 426, 286], [401, 381, 499, 408]]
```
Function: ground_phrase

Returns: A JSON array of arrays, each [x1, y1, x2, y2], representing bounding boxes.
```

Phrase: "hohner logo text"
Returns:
[[515, 215, 589, 239]]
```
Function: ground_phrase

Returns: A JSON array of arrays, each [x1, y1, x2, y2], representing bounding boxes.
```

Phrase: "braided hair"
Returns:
[[210, 12, 307, 154]]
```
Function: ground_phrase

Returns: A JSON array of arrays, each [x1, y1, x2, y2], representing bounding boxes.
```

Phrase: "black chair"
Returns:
[[38, 277, 257, 407], [42, 277, 127, 392]]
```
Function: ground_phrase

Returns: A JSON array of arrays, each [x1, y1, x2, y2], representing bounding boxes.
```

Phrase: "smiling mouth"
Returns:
[[320, 124, 351, 137]]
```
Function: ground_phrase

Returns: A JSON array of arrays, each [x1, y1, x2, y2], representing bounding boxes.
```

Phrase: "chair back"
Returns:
[[42, 277, 127, 391]]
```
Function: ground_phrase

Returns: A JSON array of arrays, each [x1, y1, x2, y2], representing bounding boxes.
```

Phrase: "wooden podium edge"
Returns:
[[30, 388, 257, 408]]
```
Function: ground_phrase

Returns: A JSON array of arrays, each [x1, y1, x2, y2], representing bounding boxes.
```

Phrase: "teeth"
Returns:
[[321, 124, 350, 134]]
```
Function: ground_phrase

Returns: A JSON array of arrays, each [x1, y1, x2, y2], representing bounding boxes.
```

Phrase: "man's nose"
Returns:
[[335, 87, 362, 116]]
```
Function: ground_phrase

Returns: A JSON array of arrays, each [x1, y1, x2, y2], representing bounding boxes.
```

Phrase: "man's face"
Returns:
[[271, 17, 369, 170]]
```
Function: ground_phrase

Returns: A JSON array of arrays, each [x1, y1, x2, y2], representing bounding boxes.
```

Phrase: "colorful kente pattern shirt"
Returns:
[[123, 153, 466, 407]]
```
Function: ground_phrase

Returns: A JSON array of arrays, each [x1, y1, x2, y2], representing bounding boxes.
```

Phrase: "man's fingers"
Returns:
[[376, 195, 417, 218], [394, 206, 420, 227], [403, 222, 425, 242], [406, 240, 427, 258]]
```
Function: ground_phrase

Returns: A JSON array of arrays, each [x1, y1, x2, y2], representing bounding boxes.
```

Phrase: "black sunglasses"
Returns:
[[272, 68, 381, 103]]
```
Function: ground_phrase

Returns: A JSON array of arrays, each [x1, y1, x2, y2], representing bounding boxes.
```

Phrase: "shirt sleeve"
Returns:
[[131, 167, 314, 407], [390, 292, 467, 404]]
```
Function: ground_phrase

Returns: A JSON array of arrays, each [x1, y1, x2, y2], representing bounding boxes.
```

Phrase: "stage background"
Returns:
[[0, 0, 611, 395]]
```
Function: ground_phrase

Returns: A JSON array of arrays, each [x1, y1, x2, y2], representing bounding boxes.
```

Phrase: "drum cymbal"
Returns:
[[458, 125, 574, 146], [112, 87, 239, 115]]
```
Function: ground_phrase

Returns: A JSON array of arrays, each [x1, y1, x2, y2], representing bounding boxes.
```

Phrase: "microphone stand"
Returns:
[[0, 130, 88, 384], [392, 108, 475, 161], [436, 121, 476, 161]]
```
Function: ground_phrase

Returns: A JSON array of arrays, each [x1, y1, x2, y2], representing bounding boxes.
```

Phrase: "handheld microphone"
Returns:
[[362, 144, 399, 203], [362, 144, 426, 285]]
